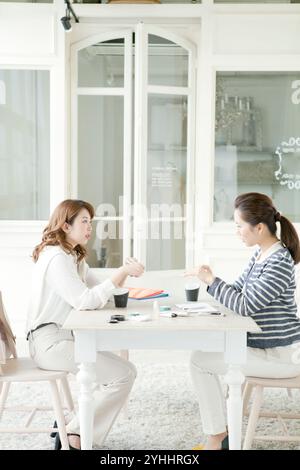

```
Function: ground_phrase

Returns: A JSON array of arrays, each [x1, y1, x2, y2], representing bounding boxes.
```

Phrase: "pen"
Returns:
[[160, 312, 178, 318]]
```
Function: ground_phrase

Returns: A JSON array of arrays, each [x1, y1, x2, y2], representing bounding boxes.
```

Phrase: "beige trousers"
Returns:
[[190, 345, 300, 436], [28, 323, 136, 447]]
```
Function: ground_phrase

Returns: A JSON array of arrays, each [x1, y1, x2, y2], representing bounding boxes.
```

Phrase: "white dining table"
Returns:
[[62, 298, 260, 450]]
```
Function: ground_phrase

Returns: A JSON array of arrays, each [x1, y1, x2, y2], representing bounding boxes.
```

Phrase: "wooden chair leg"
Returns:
[[242, 382, 254, 416], [60, 376, 75, 414], [49, 380, 69, 450], [119, 350, 129, 417], [119, 350, 129, 361], [243, 385, 264, 450], [0, 382, 10, 420]]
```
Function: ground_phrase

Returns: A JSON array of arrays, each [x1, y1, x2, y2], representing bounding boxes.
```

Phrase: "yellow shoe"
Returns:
[[192, 443, 205, 450]]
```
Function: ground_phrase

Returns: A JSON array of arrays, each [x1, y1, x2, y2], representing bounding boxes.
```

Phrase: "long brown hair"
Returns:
[[32, 199, 94, 263], [234, 192, 300, 264]]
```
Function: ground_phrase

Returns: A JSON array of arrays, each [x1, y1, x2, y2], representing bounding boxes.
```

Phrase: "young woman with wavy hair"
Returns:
[[187, 192, 300, 450], [27, 199, 144, 450]]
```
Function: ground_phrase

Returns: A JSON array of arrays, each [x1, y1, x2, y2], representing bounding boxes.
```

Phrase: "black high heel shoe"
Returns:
[[221, 435, 229, 450], [54, 432, 81, 450], [50, 420, 57, 438]]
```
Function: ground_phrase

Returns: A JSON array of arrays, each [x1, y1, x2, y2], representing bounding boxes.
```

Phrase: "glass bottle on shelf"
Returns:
[[242, 97, 255, 148]]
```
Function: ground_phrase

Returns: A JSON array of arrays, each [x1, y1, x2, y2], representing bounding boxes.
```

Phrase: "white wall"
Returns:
[[213, 15, 300, 55], [1, 2, 300, 336], [0, 3, 55, 56]]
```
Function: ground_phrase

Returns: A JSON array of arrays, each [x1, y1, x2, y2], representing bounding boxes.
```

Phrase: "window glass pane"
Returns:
[[147, 94, 187, 212], [147, 93, 187, 270], [0, 69, 50, 220], [86, 219, 123, 268], [148, 35, 188, 87], [147, 220, 185, 270], [78, 96, 124, 215], [78, 39, 124, 88], [214, 72, 300, 222]]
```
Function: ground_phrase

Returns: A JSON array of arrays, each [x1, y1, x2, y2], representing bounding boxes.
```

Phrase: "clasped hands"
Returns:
[[123, 257, 144, 277], [185, 265, 216, 286]]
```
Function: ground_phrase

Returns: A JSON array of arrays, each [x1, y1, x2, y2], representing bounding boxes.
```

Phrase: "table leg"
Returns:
[[224, 365, 245, 450], [76, 362, 96, 450]]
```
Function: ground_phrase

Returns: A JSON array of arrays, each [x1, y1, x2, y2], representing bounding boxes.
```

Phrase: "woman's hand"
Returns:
[[123, 258, 144, 277], [123, 259, 144, 277], [111, 258, 144, 288], [185, 265, 216, 286]]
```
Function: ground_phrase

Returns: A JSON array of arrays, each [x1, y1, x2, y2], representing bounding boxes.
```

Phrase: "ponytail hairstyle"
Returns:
[[32, 199, 94, 263], [234, 192, 300, 265]]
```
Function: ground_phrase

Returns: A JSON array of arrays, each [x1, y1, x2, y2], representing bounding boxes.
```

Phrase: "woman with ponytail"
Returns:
[[187, 192, 300, 450]]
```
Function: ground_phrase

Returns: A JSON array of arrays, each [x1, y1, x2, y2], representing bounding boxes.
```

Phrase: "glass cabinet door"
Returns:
[[73, 32, 132, 267], [134, 26, 196, 270], [73, 27, 196, 270], [214, 72, 300, 223]]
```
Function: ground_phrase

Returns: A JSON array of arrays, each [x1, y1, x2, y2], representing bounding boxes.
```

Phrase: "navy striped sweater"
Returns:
[[208, 247, 300, 349]]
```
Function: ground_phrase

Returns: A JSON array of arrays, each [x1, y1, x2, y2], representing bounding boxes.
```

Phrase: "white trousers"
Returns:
[[28, 323, 136, 447], [190, 345, 300, 436]]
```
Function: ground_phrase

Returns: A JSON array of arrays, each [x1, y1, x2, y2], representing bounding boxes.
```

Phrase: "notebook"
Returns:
[[128, 287, 168, 300], [175, 302, 223, 315], [133, 293, 169, 301]]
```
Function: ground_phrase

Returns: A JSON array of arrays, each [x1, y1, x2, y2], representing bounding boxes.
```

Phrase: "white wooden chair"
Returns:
[[242, 266, 300, 449], [0, 291, 74, 450], [242, 374, 300, 449]]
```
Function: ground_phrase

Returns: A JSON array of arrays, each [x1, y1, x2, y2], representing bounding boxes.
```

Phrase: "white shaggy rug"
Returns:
[[0, 359, 300, 450]]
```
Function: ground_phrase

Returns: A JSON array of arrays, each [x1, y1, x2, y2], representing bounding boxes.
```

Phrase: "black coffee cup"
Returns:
[[113, 289, 129, 308], [185, 283, 200, 302]]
